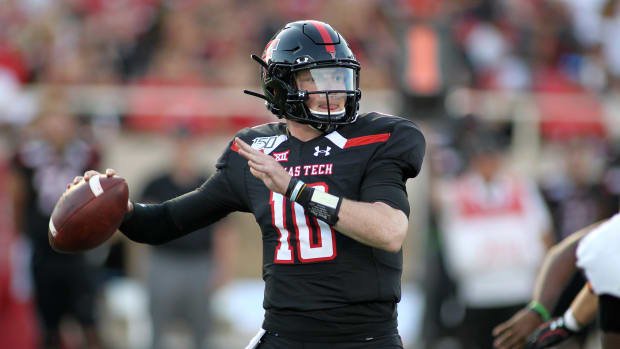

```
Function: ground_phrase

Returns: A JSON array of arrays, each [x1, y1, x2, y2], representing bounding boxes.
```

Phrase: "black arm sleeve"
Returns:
[[120, 141, 249, 244], [599, 295, 620, 333], [118, 202, 176, 244]]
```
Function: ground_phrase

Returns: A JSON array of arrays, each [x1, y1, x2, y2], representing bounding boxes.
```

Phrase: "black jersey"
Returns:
[[122, 112, 425, 340]]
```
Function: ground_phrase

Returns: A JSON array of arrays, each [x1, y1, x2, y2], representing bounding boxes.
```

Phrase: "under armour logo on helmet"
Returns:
[[314, 146, 331, 157]]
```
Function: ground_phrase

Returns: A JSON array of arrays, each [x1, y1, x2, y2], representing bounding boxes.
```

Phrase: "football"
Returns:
[[48, 175, 129, 253]]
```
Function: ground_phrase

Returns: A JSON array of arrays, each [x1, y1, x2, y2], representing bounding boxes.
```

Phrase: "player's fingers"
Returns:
[[243, 144, 271, 162], [496, 332, 524, 349], [72, 176, 83, 185], [237, 146, 262, 163], [494, 330, 515, 349], [105, 168, 116, 177], [493, 322, 510, 336], [236, 137, 272, 161], [238, 149, 255, 163], [248, 159, 270, 172], [249, 162, 276, 182], [83, 170, 100, 181], [235, 137, 257, 155], [506, 337, 525, 349], [249, 166, 265, 180], [248, 160, 264, 172]]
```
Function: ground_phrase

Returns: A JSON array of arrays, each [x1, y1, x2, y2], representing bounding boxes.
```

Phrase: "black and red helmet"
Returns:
[[246, 20, 361, 132]]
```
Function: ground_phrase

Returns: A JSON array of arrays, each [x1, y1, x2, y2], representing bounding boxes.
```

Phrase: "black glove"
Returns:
[[524, 317, 575, 349]]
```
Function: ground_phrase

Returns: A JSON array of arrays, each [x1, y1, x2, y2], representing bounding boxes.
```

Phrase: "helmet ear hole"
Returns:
[[274, 67, 287, 79]]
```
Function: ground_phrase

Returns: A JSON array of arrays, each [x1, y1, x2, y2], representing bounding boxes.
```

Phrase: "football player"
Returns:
[[574, 213, 620, 349], [12, 98, 102, 348], [493, 214, 620, 349], [524, 284, 597, 348], [71, 20, 426, 348]]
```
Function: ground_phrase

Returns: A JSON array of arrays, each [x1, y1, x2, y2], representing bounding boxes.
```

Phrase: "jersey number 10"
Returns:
[[270, 183, 337, 263]]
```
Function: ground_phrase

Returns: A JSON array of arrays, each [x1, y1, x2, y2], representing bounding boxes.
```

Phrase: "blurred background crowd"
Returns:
[[1, 0, 620, 348]]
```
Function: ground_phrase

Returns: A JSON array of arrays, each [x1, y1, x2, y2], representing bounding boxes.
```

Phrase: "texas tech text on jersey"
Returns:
[[283, 163, 333, 177]]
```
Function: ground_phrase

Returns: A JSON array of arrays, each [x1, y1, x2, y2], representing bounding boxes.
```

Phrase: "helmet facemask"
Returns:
[[286, 66, 359, 131]]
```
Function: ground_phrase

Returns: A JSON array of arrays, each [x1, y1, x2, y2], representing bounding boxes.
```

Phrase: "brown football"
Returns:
[[48, 175, 128, 253]]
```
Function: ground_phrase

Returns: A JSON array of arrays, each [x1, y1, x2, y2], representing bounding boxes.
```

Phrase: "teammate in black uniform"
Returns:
[[12, 101, 101, 348], [72, 20, 426, 348]]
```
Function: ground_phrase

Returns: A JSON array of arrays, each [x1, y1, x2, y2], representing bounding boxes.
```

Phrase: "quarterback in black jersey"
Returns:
[[72, 20, 425, 348]]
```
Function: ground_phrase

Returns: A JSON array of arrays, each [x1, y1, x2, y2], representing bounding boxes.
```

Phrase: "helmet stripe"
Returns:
[[262, 39, 280, 61], [309, 21, 335, 54]]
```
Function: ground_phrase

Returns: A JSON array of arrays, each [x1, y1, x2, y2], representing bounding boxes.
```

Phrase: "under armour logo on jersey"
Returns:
[[314, 146, 331, 157]]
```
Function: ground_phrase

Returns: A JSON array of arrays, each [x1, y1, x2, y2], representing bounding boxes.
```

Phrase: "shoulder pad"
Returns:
[[344, 112, 420, 136], [361, 113, 426, 179], [232, 122, 288, 155], [218, 122, 287, 169]]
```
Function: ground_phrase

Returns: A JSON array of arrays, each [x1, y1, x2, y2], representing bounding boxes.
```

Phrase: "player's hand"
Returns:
[[68, 168, 116, 188], [67, 169, 133, 212], [235, 137, 291, 194], [493, 308, 543, 349], [524, 317, 574, 349]]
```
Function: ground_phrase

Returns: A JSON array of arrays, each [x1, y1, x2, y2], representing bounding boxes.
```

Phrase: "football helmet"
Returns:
[[244, 20, 361, 132]]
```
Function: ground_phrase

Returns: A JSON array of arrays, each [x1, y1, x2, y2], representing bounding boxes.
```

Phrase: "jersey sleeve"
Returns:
[[165, 136, 252, 230], [139, 176, 162, 203], [576, 212, 620, 298], [359, 119, 426, 216], [120, 137, 250, 244]]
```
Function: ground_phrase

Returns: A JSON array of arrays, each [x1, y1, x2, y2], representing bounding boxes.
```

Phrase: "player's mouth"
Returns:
[[319, 104, 343, 111], [311, 104, 346, 118]]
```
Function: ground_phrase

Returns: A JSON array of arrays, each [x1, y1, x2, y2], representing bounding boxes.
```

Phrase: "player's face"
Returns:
[[295, 67, 354, 118], [40, 112, 77, 149], [473, 151, 501, 179]]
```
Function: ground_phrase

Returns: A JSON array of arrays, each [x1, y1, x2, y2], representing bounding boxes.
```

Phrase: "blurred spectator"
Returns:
[[431, 125, 553, 349], [1, 150, 39, 349], [9, 94, 102, 349], [381, 0, 470, 124], [139, 126, 237, 349], [540, 137, 618, 241]]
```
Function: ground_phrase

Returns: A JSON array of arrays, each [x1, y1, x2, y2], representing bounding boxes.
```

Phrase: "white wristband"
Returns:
[[289, 180, 305, 201], [563, 309, 581, 332]]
